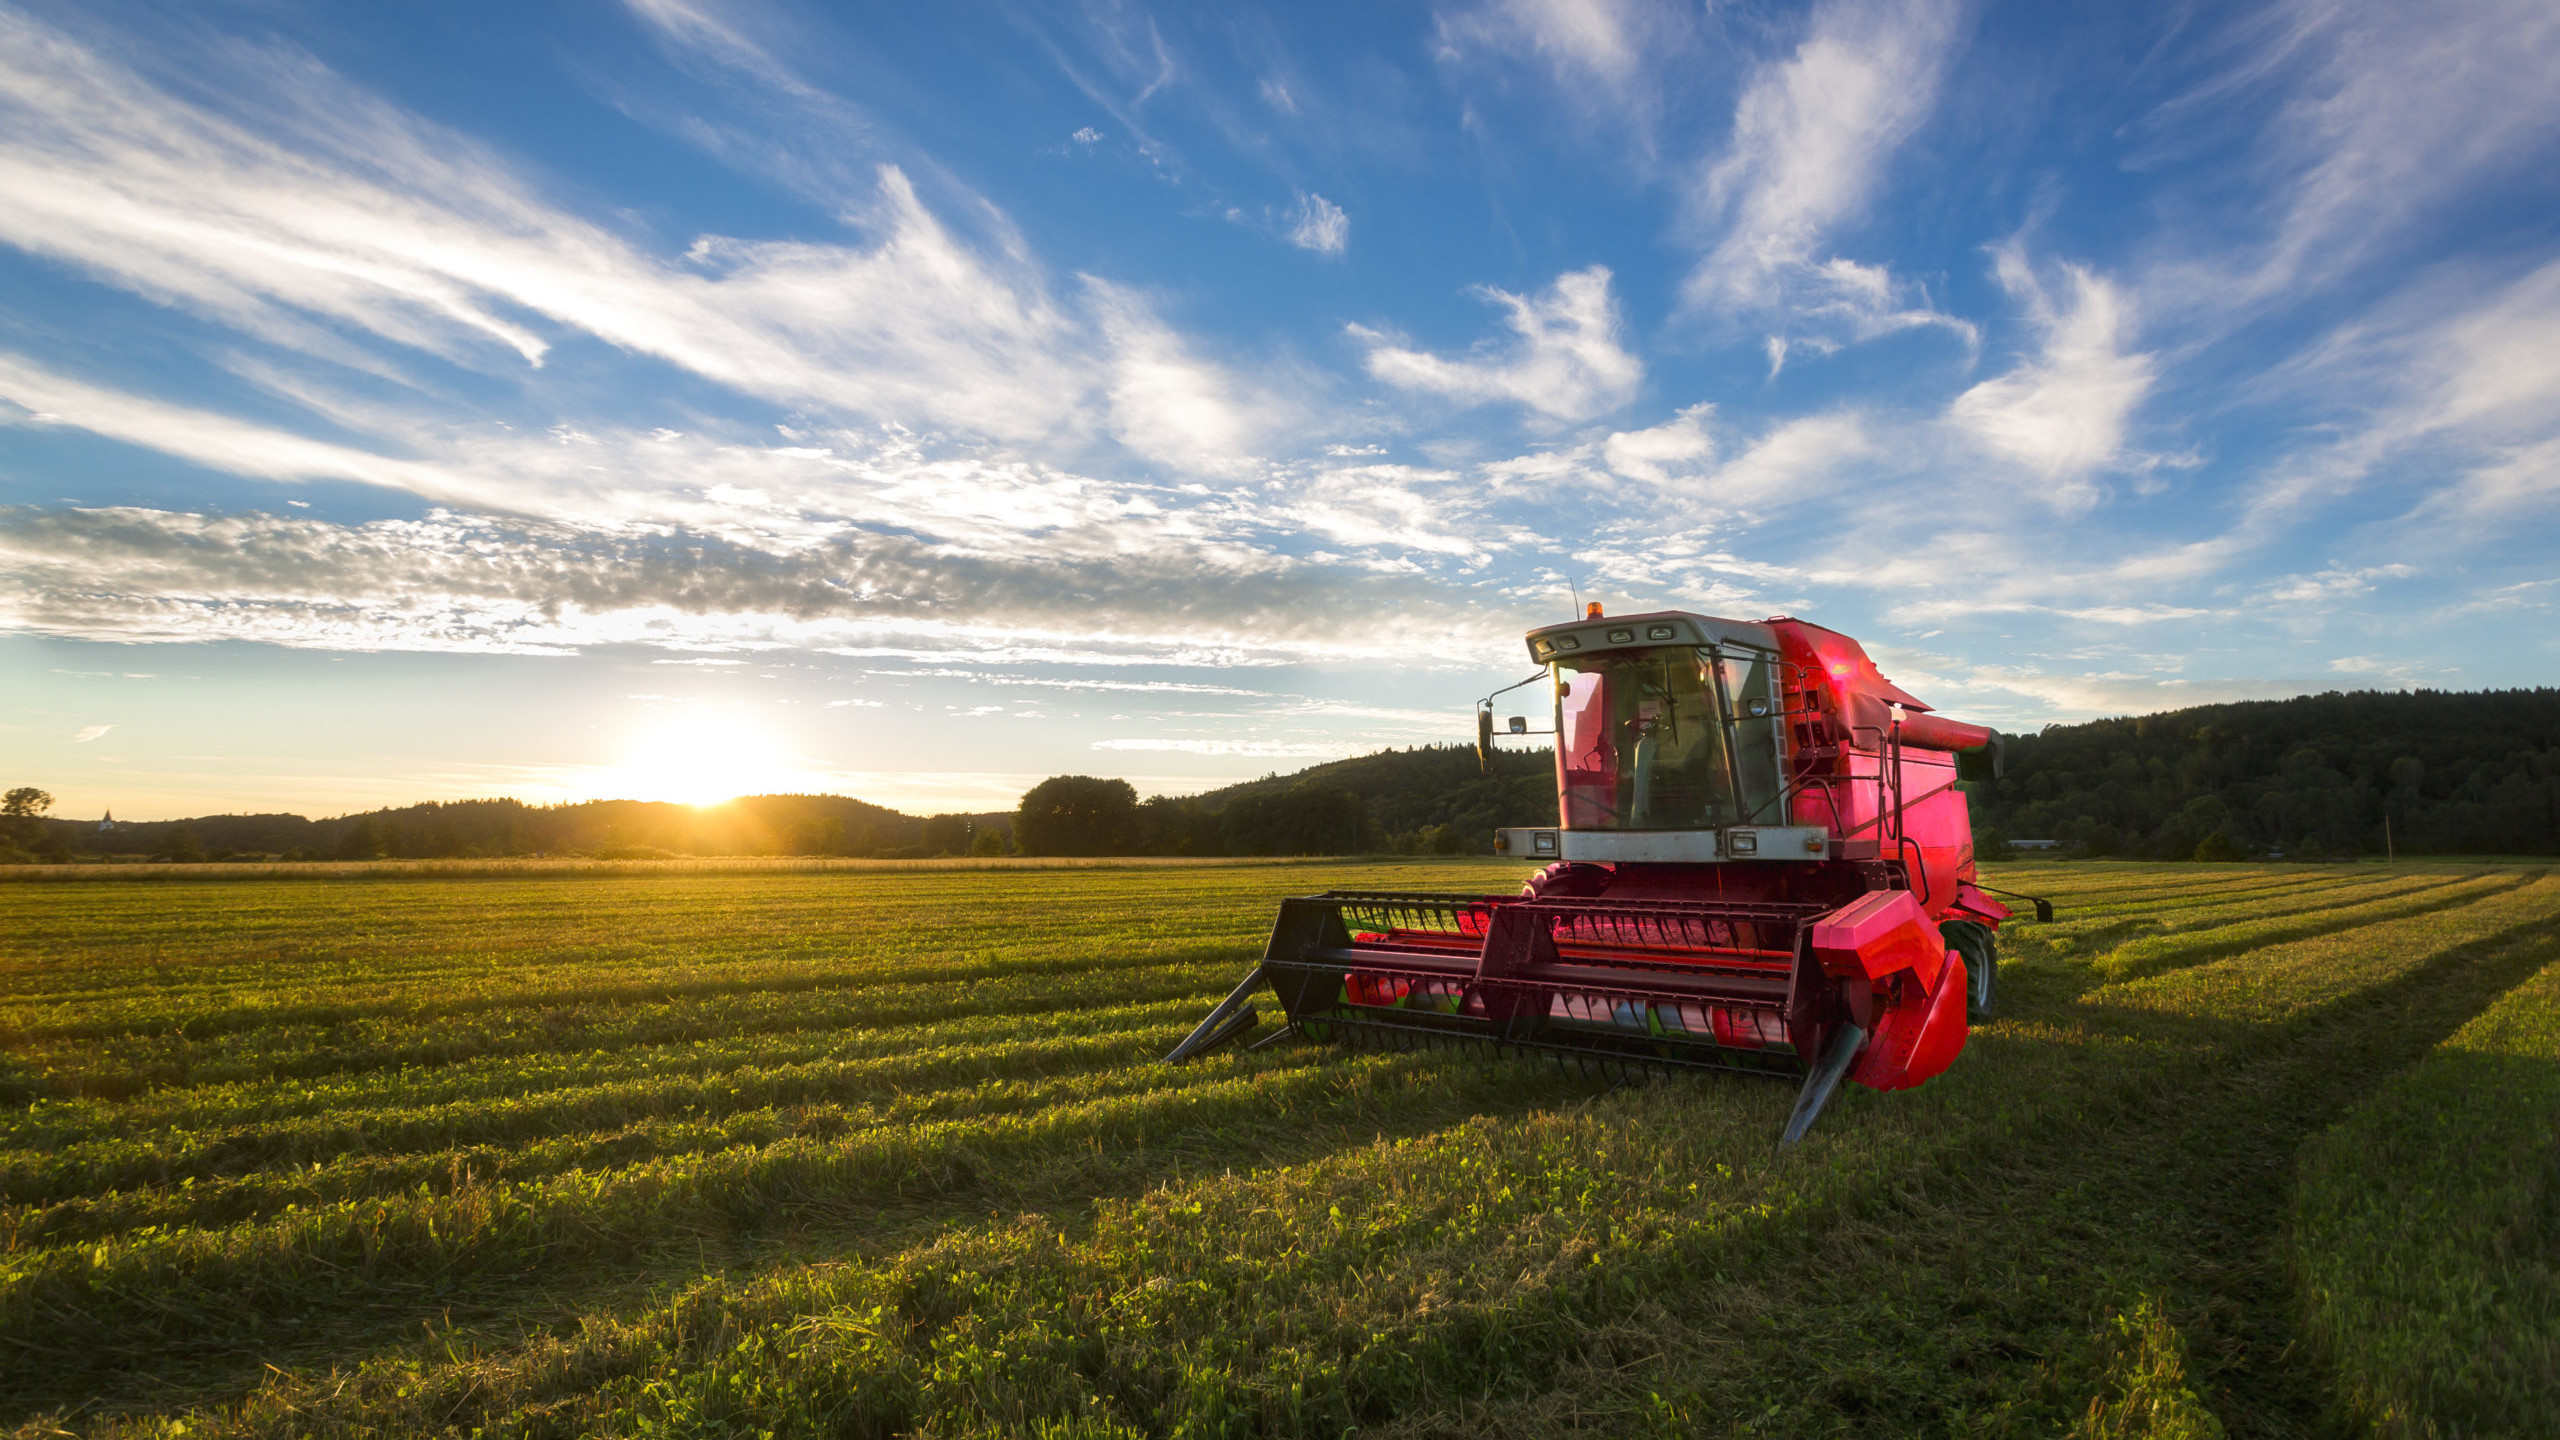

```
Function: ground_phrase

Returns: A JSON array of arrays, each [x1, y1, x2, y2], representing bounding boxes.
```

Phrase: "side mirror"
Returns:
[[1476, 704, 1495, 775]]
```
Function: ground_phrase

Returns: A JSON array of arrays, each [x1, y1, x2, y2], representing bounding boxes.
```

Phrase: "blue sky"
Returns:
[[3, 0, 2556, 820]]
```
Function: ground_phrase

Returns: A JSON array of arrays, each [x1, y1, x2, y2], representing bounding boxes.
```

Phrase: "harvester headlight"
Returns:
[[1607, 627, 1634, 643], [1727, 829, 1758, 855], [1507, 716, 1527, 733], [1556, 636, 1580, 650], [1533, 639, 1554, 657], [1646, 624, 1676, 640], [1532, 831, 1558, 855]]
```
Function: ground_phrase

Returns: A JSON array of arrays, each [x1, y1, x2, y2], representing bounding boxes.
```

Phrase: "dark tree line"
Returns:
[[13, 795, 1015, 862], [1011, 746, 1553, 857], [1970, 688, 2560, 858]]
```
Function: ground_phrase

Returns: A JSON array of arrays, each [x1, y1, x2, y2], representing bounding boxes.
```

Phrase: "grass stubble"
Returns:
[[0, 859, 2553, 1437]]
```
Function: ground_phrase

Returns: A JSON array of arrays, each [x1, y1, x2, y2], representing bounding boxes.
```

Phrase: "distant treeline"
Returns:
[[1972, 688, 2560, 859], [9, 794, 1012, 863], [3, 744, 1553, 864], [1012, 746, 1551, 857]]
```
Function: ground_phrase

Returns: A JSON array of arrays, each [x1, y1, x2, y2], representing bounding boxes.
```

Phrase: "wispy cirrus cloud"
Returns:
[[1354, 266, 1641, 423], [1947, 248, 2156, 500], [1679, 0, 1965, 332], [1284, 191, 1349, 255], [0, 7, 1112, 448], [2155, 0, 2560, 310], [1091, 737, 1361, 757]]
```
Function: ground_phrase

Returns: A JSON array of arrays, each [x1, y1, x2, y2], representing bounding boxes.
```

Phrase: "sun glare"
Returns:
[[612, 712, 794, 806]]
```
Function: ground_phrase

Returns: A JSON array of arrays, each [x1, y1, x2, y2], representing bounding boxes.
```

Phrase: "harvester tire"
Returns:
[[1940, 919, 1997, 1018]]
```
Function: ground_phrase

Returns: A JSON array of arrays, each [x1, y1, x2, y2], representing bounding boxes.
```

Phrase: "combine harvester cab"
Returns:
[[1167, 609, 2047, 1145]]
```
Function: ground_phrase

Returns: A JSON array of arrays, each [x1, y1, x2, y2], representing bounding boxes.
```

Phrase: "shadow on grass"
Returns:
[[1318, 904, 2560, 1438]]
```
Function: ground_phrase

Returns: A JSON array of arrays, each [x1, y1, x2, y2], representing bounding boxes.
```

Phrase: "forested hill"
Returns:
[[25, 795, 1010, 862], [1181, 745, 1552, 852], [1972, 688, 2560, 858]]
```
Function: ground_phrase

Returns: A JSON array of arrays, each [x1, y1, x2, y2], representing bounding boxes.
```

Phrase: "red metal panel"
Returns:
[[1810, 889, 1944, 991]]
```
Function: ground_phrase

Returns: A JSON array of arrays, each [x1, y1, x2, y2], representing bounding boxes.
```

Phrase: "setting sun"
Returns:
[[609, 711, 795, 806]]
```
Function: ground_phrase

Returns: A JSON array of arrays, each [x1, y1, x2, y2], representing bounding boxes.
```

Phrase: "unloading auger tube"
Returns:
[[1165, 607, 2052, 1146]]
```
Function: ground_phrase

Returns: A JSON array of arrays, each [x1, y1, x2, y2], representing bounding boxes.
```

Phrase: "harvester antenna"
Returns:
[[1569, 576, 1583, 618]]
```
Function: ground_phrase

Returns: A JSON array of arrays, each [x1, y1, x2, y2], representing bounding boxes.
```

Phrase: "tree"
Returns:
[[1015, 776, 1139, 856], [788, 817, 848, 856], [967, 827, 1008, 857], [0, 786, 52, 863], [334, 817, 390, 861], [920, 813, 974, 855], [2192, 831, 2244, 862], [154, 826, 207, 863]]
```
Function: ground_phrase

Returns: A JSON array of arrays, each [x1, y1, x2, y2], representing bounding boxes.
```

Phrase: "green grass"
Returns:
[[2292, 949, 2560, 1436], [1, 858, 2555, 1438]]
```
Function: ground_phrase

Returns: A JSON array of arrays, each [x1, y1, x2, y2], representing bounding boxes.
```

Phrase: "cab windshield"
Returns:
[[1553, 645, 1783, 830]]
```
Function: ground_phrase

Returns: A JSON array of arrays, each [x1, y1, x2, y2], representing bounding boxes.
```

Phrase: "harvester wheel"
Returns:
[[1940, 920, 1997, 1018]]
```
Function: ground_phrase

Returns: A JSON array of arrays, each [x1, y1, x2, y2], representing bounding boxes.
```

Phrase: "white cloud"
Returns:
[[2058, 605, 2217, 625], [1602, 402, 1716, 484], [1934, 666, 2320, 723], [2262, 564, 2414, 606], [72, 724, 113, 742], [2230, 256, 2560, 539], [1429, 0, 1690, 150], [1356, 266, 1641, 423], [2235, 0, 2560, 301], [1091, 738, 1356, 757], [1285, 191, 1349, 255], [1681, 0, 1961, 318], [0, 503, 1534, 665], [1457, 0, 1644, 84], [1948, 250, 2155, 496], [1085, 281, 1268, 477], [0, 11, 1092, 442], [1696, 413, 1873, 510]]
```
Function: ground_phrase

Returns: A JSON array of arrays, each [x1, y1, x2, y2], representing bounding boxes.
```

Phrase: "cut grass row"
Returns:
[[2, 998, 1220, 1178], [3, 958, 1243, 1101], [0, 1050, 1595, 1380], [2080, 869, 2536, 979], [2291, 949, 2560, 1436], [2093, 874, 2560, 1025], [2029, 868, 2465, 944], [4, 1036, 1237, 1243]]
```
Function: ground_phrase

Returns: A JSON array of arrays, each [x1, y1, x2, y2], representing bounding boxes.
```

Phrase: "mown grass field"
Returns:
[[2, 858, 2554, 1438]]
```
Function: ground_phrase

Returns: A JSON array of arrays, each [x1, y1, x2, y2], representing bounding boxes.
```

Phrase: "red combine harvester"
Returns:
[[1167, 608, 2049, 1145]]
